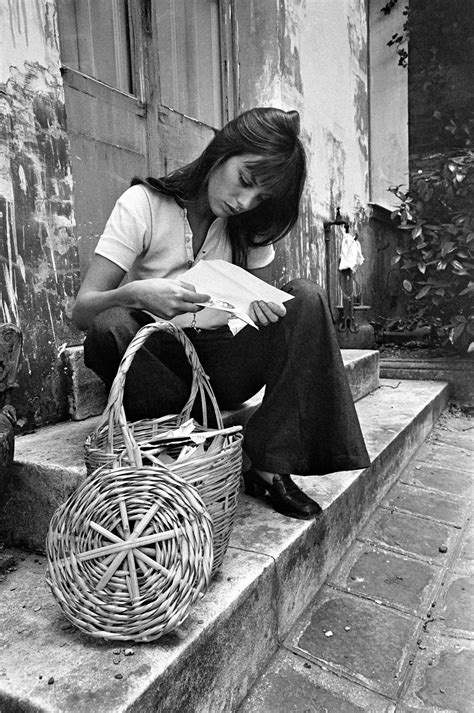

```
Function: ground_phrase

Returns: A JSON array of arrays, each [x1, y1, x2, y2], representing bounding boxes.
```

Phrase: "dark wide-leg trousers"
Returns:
[[84, 279, 370, 475]]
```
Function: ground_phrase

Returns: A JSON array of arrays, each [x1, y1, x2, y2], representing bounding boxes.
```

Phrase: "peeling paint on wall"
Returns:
[[354, 75, 369, 162], [0, 61, 80, 427], [347, 5, 368, 73], [279, 0, 303, 95], [235, 1, 282, 110], [275, 193, 325, 288], [1, 0, 60, 82]]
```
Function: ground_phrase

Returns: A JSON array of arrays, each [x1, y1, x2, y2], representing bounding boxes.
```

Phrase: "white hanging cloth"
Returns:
[[339, 234, 364, 272]]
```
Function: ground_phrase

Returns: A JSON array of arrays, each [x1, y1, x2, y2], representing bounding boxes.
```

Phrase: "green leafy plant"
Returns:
[[389, 152, 474, 353]]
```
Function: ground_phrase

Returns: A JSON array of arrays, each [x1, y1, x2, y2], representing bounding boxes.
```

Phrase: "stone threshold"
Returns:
[[380, 353, 474, 407]]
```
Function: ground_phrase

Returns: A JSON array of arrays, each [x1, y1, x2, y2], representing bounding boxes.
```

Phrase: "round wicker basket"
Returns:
[[46, 463, 213, 642], [84, 321, 243, 574]]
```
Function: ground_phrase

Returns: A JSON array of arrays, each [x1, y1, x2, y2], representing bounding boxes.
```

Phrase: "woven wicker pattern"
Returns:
[[46, 464, 213, 642], [84, 321, 243, 574]]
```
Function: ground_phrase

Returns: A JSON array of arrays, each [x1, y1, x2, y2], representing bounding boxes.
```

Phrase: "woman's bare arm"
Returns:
[[72, 255, 210, 330]]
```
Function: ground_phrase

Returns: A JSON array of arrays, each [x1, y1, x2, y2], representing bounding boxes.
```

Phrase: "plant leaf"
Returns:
[[441, 240, 455, 256], [415, 285, 431, 300], [459, 283, 474, 296], [453, 323, 466, 340]]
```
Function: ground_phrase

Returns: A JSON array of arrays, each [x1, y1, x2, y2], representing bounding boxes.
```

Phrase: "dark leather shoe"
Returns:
[[243, 469, 322, 520]]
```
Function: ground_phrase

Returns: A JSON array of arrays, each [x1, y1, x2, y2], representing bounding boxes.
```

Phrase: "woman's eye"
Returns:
[[239, 173, 252, 187]]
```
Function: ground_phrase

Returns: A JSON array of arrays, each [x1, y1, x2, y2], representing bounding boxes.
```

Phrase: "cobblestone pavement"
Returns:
[[240, 406, 473, 713]]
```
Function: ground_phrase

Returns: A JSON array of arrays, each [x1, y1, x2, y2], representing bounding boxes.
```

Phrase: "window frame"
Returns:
[[57, 0, 237, 131]]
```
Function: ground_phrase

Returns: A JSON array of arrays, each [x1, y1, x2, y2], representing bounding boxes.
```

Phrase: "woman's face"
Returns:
[[207, 154, 272, 217]]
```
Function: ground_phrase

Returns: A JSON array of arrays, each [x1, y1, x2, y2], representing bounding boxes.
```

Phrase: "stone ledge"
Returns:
[[0, 379, 449, 713], [63, 348, 379, 421], [0, 351, 379, 552], [380, 354, 474, 406], [61, 345, 107, 420]]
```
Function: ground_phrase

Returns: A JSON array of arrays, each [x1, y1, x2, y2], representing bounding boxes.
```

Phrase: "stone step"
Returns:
[[0, 350, 379, 552], [0, 378, 448, 713], [64, 344, 382, 421], [380, 353, 474, 407]]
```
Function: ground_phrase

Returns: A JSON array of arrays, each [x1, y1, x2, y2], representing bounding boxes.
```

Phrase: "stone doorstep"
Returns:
[[380, 354, 474, 407], [64, 347, 379, 421], [0, 350, 379, 553], [0, 379, 449, 713], [62, 344, 107, 421]]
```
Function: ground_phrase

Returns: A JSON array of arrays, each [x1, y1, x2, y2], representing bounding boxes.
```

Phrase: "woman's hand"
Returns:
[[131, 278, 210, 319], [249, 300, 286, 327], [72, 255, 210, 330]]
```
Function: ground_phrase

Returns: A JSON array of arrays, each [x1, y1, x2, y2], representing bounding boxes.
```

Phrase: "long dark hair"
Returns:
[[131, 107, 306, 266]]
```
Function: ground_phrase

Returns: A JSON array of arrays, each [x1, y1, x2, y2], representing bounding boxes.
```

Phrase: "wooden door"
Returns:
[[57, 0, 235, 277]]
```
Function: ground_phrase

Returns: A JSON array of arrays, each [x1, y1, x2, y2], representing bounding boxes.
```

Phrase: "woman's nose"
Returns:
[[237, 188, 260, 211]]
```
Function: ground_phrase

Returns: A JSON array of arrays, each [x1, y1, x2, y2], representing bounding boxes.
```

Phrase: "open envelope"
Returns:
[[180, 260, 294, 329]]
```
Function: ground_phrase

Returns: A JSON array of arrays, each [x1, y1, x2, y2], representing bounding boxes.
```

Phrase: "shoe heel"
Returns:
[[243, 470, 267, 497]]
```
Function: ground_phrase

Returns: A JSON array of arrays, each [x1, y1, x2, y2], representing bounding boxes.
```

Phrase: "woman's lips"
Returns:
[[224, 202, 239, 215]]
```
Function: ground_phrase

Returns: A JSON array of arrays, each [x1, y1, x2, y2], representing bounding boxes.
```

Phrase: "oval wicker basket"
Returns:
[[84, 321, 243, 574], [46, 463, 213, 642]]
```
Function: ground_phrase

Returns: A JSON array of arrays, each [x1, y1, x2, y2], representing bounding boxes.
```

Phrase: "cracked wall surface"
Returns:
[[1, 1, 80, 427]]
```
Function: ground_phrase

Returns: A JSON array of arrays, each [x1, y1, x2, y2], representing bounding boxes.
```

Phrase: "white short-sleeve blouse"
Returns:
[[95, 185, 275, 331]]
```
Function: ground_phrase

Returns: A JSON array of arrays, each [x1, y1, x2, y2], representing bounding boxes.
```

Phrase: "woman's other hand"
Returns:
[[132, 278, 210, 319], [250, 300, 286, 327]]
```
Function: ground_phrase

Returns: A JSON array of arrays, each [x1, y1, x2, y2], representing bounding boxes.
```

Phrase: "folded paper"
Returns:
[[180, 259, 294, 329]]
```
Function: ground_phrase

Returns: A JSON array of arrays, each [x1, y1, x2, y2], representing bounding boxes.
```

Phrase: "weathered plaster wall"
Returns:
[[369, 0, 409, 209], [237, 0, 374, 308], [0, 0, 407, 428], [0, 0, 79, 428]]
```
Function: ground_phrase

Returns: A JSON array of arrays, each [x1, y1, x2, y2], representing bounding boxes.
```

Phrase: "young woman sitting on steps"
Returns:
[[72, 107, 370, 521]]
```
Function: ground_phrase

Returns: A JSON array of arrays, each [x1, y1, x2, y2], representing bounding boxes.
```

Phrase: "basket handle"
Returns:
[[97, 321, 224, 452]]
